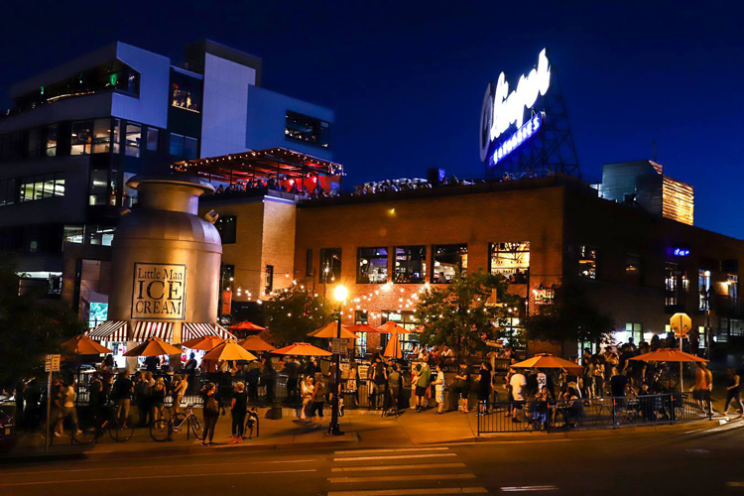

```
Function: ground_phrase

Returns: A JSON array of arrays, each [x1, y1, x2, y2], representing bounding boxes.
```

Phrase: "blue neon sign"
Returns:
[[672, 248, 690, 257], [491, 112, 544, 166]]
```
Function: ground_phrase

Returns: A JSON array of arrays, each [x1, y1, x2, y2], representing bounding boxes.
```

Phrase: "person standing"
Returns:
[[230, 382, 248, 444], [300, 375, 315, 421], [693, 362, 713, 416], [432, 363, 446, 415], [346, 361, 360, 408], [172, 374, 188, 414], [477, 362, 492, 416], [285, 356, 300, 404], [509, 368, 527, 422], [454, 363, 471, 414], [386, 363, 402, 416], [415, 362, 431, 412], [56, 381, 81, 437], [311, 373, 327, 429], [112, 371, 134, 429], [723, 368, 744, 419], [200, 382, 224, 446], [371, 356, 387, 410], [88, 374, 104, 421], [151, 378, 167, 423]]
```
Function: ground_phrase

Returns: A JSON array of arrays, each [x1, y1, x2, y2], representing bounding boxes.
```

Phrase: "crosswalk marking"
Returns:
[[332, 462, 467, 473], [501, 486, 559, 492], [328, 489, 489, 496], [334, 453, 457, 462], [335, 447, 450, 455], [330, 474, 477, 484]]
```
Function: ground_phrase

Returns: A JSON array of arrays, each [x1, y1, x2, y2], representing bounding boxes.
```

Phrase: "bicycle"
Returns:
[[150, 404, 203, 442]]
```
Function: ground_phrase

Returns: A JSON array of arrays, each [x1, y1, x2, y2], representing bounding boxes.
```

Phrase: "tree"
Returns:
[[414, 270, 520, 362], [263, 285, 332, 346], [0, 255, 86, 388], [523, 282, 614, 355]]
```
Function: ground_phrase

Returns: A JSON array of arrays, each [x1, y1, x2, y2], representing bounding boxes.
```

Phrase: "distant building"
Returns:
[[599, 160, 694, 226], [0, 40, 335, 302]]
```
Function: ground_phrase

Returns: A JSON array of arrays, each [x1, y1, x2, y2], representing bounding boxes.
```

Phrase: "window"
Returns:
[[626, 253, 642, 284], [357, 247, 388, 284], [731, 319, 744, 338], [394, 246, 426, 284], [578, 245, 598, 279], [285, 111, 330, 148], [432, 244, 467, 284], [354, 310, 369, 355], [125, 123, 141, 157], [27, 129, 40, 158], [698, 269, 711, 311], [728, 274, 739, 302], [0, 179, 16, 207], [666, 263, 680, 307], [0, 132, 22, 160], [169, 134, 198, 159], [381, 311, 419, 352], [306, 249, 314, 277], [112, 119, 121, 154], [63, 226, 85, 244], [45, 125, 58, 156], [320, 248, 342, 283], [70, 121, 92, 155], [170, 70, 202, 113], [19, 173, 64, 202], [88, 169, 109, 206], [264, 265, 274, 295], [147, 128, 159, 151], [489, 242, 530, 284], [92, 118, 112, 154], [87, 226, 115, 246], [215, 216, 237, 244], [625, 323, 643, 345]]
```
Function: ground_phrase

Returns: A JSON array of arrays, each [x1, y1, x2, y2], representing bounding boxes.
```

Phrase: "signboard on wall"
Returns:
[[131, 263, 186, 320]]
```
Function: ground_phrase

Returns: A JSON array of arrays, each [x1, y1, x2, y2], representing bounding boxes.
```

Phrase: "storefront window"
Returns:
[[70, 121, 92, 155], [216, 216, 237, 244], [578, 245, 597, 279], [320, 248, 342, 284], [125, 123, 141, 157], [394, 246, 426, 284], [699, 269, 711, 311], [357, 247, 388, 284], [489, 242, 530, 284], [432, 244, 467, 284]]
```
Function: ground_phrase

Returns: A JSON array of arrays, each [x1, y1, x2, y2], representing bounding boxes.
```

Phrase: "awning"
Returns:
[[86, 321, 128, 342], [182, 323, 217, 342], [132, 321, 174, 342], [213, 324, 237, 340]]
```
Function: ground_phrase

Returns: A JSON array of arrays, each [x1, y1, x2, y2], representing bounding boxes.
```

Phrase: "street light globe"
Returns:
[[334, 284, 349, 302]]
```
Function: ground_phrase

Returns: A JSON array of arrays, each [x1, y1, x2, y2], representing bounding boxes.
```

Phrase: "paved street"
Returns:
[[1, 423, 742, 496]]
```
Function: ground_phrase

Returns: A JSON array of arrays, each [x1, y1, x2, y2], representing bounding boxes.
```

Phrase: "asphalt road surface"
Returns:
[[1, 425, 742, 496]]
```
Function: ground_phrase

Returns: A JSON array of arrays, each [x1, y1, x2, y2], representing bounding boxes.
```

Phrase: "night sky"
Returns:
[[2, 1, 743, 238]]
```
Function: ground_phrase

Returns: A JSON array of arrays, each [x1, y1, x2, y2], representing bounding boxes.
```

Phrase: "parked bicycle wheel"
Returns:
[[190, 416, 204, 440], [150, 419, 171, 442], [72, 418, 100, 444], [108, 415, 135, 442]]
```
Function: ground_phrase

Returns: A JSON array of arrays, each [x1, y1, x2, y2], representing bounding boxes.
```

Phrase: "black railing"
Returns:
[[477, 393, 711, 434]]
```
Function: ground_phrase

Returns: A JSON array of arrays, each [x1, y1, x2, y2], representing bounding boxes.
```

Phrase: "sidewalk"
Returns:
[[3, 397, 740, 462]]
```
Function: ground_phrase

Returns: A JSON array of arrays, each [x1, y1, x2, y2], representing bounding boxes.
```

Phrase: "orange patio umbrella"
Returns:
[[181, 335, 226, 351], [229, 321, 266, 332], [239, 335, 276, 352], [61, 334, 113, 355], [347, 323, 384, 334], [202, 340, 257, 361], [379, 321, 411, 334], [273, 342, 333, 357], [512, 353, 583, 376], [124, 337, 182, 357], [629, 348, 708, 363], [308, 322, 357, 339], [383, 332, 403, 359]]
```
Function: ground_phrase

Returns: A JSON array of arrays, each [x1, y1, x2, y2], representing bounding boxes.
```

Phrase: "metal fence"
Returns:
[[477, 393, 712, 434]]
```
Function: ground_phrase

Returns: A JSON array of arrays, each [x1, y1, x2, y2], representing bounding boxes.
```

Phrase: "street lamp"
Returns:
[[329, 284, 348, 436]]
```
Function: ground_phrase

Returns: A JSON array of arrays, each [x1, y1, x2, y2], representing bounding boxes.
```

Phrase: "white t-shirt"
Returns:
[[510, 373, 527, 401], [536, 372, 547, 392]]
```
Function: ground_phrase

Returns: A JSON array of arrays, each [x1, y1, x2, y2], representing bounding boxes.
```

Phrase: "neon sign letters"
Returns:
[[672, 248, 690, 257], [480, 49, 551, 165]]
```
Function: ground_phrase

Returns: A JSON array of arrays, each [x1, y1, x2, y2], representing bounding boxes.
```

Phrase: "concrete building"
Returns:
[[0, 39, 335, 306]]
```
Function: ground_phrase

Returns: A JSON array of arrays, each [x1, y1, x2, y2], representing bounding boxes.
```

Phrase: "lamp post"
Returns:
[[329, 284, 348, 436]]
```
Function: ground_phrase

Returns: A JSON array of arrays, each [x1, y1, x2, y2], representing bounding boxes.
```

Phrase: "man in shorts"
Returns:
[[509, 369, 527, 422], [415, 362, 431, 412]]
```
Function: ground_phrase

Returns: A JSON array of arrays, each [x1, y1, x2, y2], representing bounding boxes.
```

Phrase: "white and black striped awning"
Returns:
[[182, 322, 216, 341], [87, 321, 128, 342], [131, 321, 174, 342]]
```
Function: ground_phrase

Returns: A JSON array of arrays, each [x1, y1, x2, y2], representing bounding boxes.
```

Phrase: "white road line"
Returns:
[[501, 486, 559, 492], [334, 453, 458, 462], [332, 462, 467, 472], [335, 447, 450, 455], [328, 488, 488, 496], [330, 473, 476, 484], [0, 469, 317, 487], [3, 459, 317, 477]]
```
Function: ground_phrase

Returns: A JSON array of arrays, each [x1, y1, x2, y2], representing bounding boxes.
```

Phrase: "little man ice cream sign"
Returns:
[[132, 263, 186, 320]]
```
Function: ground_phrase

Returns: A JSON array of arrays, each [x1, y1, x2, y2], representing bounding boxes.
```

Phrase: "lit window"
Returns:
[[432, 244, 467, 284], [578, 245, 598, 279], [698, 269, 711, 311], [45, 124, 57, 157], [125, 123, 141, 157], [357, 247, 388, 284], [394, 246, 426, 284], [285, 111, 330, 148], [490, 242, 530, 284], [92, 118, 112, 154], [170, 70, 202, 113], [18, 173, 64, 203], [320, 248, 342, 283], [70, 121, 92, 155]]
